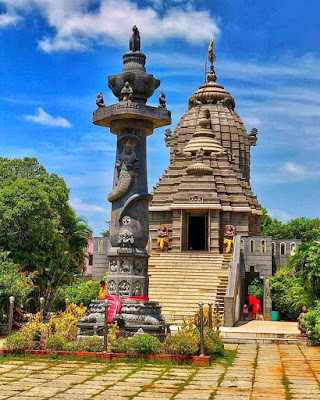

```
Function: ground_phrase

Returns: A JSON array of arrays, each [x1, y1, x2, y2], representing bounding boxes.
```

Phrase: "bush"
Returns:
[[203, 328, 224, 357], [48, 304, 86, 340], [4, 331, 30, 350], [248, 278, 264, 300], [270, 267, 313, 319], [78, 336, 103, 352], [305, 302, 320, 346], [124, 334, 163, 355], [51, 279, 100, 311], [0, 252, 34, 323], [163, 331, 199, 355], [46, 334, 67, 351]]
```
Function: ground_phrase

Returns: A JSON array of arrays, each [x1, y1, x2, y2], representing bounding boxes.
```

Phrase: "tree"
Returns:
[[100, 220, 110, 237], [0, 252, 34, 322], [261, 208, 320, 242], [0, 157, 92, 311], [288, 241, 320, 301]]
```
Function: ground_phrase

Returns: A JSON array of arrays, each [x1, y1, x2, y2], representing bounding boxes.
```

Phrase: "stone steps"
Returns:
[[148, 252, 230, 325]]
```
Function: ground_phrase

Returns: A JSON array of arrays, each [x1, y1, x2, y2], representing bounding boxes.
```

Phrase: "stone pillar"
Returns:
[[91, 26, 171, 334]]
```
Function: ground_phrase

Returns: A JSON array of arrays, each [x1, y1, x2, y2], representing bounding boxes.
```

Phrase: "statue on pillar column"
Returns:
[[78, 27, 171, 339]]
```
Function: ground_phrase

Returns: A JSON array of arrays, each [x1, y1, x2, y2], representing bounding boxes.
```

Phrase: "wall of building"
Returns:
[[272, 239, 302, 270], [242, 236, 273, 278], [84, 236, 94, 278]]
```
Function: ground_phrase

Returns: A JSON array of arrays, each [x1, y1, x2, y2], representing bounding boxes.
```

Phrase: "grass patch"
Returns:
[[282, 377, 292, 400], [128, 366, 170, 400], [209, 347, 238, 400]]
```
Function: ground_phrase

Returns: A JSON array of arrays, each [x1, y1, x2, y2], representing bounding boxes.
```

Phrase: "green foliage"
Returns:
[[305, 302, 320, 346], [78, 336, 104, 352], [52, 279, 100, 311], [100, 221, 111, 237], [261, 208, 320, 242], [46, 334, 67, 351], [0, 157, 92, 312], [248, 278, 264, 300], [0, 252, 33, 322], [4, 331, 31, 350], [124, 334, 163, 355], [203, 328, 224, 357], [288, 241, 320, 300], [4, 313, 49, 350], [270, 266, 313, 319], [48, 304, 86, 340], [163, 331, 199, 355], [4, 306, 85, 350]]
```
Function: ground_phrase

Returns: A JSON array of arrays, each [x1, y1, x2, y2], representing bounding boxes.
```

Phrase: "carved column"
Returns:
[[92, 27, 171, 333]]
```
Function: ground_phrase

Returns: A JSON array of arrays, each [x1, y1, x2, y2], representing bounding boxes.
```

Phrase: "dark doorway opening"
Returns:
[[187, 215, 207, 251]]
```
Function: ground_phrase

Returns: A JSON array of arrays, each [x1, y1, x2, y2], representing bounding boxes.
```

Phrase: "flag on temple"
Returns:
[[208, 39, 214, 59]]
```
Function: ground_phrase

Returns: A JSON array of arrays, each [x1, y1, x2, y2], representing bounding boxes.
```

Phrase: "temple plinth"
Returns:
[[92, 26, 171, 335]]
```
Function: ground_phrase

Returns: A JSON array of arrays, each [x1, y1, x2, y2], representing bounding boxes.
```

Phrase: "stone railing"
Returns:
[[224, 235, 241, 327]]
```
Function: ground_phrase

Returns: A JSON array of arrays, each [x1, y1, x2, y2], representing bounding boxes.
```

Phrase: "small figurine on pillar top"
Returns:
[[223, 224, 236, 254], [157, 224, 169, 252]]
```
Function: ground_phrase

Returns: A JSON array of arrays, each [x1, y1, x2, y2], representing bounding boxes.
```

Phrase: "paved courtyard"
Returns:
[[0, 343, 319, 399]]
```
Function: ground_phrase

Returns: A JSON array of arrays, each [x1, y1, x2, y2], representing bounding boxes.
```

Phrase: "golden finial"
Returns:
[[208, 39, 216, 71]]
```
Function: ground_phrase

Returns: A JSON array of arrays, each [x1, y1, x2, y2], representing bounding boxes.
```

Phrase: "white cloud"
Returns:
[[242, 117, 261, 127], [70, 197, 106, 213], [283, 162, 306, 177], [268, 209, 295, 223], [0, 13, 20, 27], [0, 0, 220, 52], [24, 107, 71, 128]]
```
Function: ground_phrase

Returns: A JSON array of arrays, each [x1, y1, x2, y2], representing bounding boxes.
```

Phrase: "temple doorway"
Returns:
[[187, 214, 207, 251]]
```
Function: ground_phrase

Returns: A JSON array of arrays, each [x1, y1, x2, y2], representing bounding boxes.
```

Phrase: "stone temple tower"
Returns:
[[149, 53, 262, 254]]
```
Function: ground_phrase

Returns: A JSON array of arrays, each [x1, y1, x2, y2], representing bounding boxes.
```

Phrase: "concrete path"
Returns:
[[221, 320, 301, 343], [0, 343, 319, 399]]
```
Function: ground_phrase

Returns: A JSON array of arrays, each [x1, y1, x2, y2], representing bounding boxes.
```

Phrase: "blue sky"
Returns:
[[1, 0, 319, 235]]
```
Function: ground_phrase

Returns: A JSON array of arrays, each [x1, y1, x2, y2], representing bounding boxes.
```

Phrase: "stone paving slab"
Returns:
[[0, 344, 319, 399]]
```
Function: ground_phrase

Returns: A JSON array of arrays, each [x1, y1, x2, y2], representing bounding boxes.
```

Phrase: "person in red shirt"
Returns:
[[248, 295, 261, 320]]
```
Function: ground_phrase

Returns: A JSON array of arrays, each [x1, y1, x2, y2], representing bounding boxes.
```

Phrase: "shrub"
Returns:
[[163, 331, 199, 355], [124, 334, 163, 355], [270, 267, 313, 320], [305, 302, 320, 346], [248, 278, 264, 300], [46, 334, 68, 351], [48, 304, 86, 340], [51, 279, 100, 311], [78, 336, 103, 352], [62, 340, 79, 351], [203, 328, 224, 357], [0, 251, 34, 323], [4, 331, 30, 350]]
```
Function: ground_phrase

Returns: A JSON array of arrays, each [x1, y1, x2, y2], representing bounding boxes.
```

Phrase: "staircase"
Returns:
[[148, 253, 231, 326]]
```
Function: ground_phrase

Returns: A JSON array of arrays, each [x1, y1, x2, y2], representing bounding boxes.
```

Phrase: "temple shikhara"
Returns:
[[91, 31, 301, 329]]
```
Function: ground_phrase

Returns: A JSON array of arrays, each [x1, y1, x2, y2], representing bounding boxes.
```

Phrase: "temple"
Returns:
[[149, 54, 262, 253]]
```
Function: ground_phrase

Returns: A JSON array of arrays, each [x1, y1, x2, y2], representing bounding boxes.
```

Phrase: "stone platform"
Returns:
[[221, 320, 303, 344], [0, 344, 320, 399]]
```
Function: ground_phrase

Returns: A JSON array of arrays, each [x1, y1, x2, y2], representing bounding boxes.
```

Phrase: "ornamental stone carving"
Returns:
[[96, 91, 106, 108], [132, 282, 143, 296], [107, 280, 117, 296], [118, 228, 135, 246], [189, 195, 203, 203], [119, 281, 130, 297]]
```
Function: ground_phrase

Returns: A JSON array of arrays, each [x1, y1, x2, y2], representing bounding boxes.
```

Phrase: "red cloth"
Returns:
[[104, 295, 149, 323], [248, 295, 261, 314]]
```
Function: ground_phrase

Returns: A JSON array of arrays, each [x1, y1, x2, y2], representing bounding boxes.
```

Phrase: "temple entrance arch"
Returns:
[[185, 212, 208, 251]]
